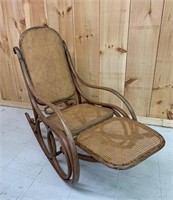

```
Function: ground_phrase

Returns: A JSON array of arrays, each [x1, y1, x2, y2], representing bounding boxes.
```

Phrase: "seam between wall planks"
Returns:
[[149, 0, 166, 117]]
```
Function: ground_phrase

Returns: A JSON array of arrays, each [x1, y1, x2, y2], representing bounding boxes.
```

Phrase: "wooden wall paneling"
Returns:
[[44, 0, 60, 31], [99, 0, 130, 107], [23, 0, 47, 27], [0, 0, 172, 122], [22, 0, 31, 28], [0, 0, 29, 102], [0, 1, 18, 101], [45, 0, 75, 61], [0, 88, 2, 100], [150, 0, 173, 119], [125, 0, 164, 117], [73, 0, 100, 101], [0, 0, 17, 102]]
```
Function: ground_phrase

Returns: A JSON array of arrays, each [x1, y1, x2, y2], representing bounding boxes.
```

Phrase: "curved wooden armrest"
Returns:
[[63, 42, 137, 121], [78, 77, 137, 120]]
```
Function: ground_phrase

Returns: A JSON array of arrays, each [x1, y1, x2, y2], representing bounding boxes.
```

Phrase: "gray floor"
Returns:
[[0, 106, 172, 200]]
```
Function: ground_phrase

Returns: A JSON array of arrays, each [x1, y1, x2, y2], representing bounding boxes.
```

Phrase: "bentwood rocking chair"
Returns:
[[14, 26, 165, 184]]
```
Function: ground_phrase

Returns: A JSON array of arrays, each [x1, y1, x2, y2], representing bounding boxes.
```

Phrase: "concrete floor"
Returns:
[[0, 106, 172, 200]]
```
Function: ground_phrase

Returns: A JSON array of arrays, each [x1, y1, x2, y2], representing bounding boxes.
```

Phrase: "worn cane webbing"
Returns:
[[48, 104, 113, 135], [76, 118, 165, 169], [19, 27, 75, 103]]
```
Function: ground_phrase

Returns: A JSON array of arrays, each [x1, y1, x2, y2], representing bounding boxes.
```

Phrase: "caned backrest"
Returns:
[[19, 26, 75, 103]]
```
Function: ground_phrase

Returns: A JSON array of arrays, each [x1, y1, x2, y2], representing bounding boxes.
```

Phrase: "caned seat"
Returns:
[[76, 118, 165, 169], [47, 104, 113, 135], [14, 26, 165, 184]]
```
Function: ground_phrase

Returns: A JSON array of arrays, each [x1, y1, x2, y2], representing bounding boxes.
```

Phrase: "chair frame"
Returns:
[[13, 26, 138, 184]]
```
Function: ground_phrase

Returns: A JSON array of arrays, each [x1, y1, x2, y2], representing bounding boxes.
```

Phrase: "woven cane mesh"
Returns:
[[76, 118, 165, 169], [48, 104, 113, 135], [20, 27, 75, 102]]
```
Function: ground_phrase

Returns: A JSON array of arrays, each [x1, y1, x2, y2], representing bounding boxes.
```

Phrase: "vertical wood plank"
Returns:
[[73, 0, 100, 100], [150, 0, 173, 119], [125, 0, 164, 116], [22, 0, 31, 28], [23, 0, 47, 27], [45, 0, 75, 61], [44, 0, 60, 31], [0, 0, 28, 102], [0, 0, 18, 101], [100, 0, 130, 106]]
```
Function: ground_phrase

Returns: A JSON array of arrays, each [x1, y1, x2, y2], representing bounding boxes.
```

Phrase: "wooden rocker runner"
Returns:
[[14, 26, 165, 184]]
